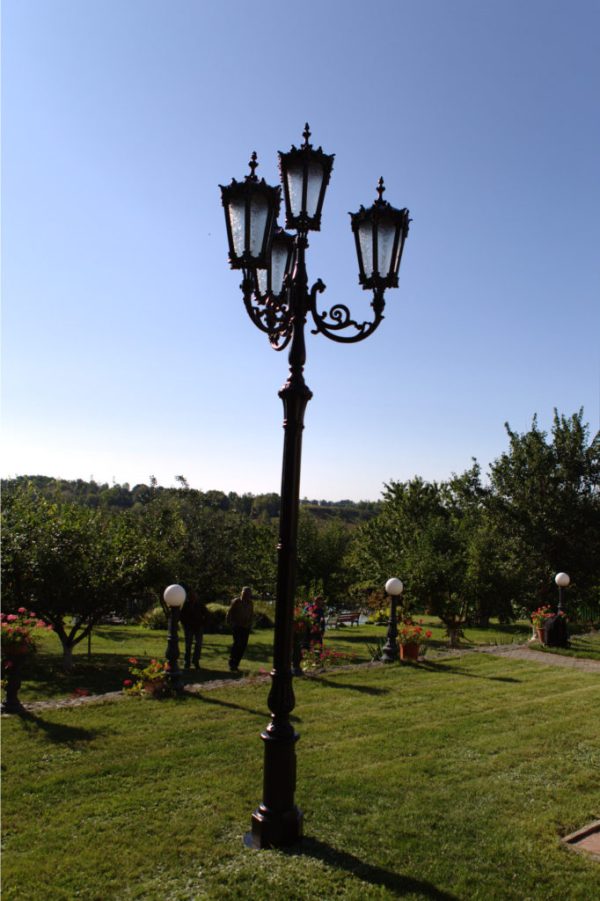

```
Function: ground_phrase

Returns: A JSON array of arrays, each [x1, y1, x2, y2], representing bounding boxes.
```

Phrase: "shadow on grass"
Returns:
[[286, 836, 459, 900], [181, 667, 254, 686], [183, 688, 302, 723], [307, 675, 389, 695], [535, 637, 600, 662], [93, 628, 144, 643], [418, 659, 522, 683], [21, 654, 132, 699], [12, 709, 100, 744], [183, 691, 267, 719]]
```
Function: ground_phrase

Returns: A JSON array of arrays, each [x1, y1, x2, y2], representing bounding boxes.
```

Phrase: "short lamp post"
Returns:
[[220, 124, 410, 849], [555, 572, 570, 614], [382, 578, 404, 663], [163, 584, 186, 693]]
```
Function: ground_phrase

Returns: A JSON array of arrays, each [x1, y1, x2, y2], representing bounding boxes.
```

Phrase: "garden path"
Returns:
[[470, 640, 600, 672]]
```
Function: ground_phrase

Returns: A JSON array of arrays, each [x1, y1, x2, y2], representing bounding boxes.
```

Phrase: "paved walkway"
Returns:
[[471, 641, 600, 672], [5, 638, 598, 715]]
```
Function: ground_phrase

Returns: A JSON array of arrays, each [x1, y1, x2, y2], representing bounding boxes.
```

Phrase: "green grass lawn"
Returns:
[[2, 653, 599, 900], [12, 618, 597, 702]]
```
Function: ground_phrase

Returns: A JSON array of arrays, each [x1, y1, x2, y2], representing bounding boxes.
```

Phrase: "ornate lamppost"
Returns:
[[382, 577, 404, 663], [163, 584, 186, 693], [220, 124, 410, 848]]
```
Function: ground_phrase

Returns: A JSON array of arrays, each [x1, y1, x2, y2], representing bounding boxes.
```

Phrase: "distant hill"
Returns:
[[1, 475, 381, 524]]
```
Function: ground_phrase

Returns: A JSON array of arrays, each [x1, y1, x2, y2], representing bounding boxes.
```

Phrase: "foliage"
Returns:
[[302, 599, 326, 640], [1, 482, 158, 668], [293, 606, 312, 631], [367, 608, 388, 624], [530, 605, 554, 629], [349, 411, 600, 633], [122, 656, 171, 697], [296, 511, 354, 604], [488, 409, 600, 611], [140, 605, 168, 630], [299, 642, 356, 672], [252, 601, 276, 629], [397, 620, 433, 646], [1, 609, 52, 654], [204, 603, 230, 633], [349, 475, 472, 629]]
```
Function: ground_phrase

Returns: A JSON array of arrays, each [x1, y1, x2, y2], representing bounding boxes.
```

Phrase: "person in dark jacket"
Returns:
[[226, 586, 253, 672], [180, 587, 208, 670]]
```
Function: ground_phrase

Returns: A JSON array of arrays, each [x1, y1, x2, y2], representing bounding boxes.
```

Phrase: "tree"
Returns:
[[349, 477, 470, 642], [488, 410, 600, 612], [1, 483, 158, 668]]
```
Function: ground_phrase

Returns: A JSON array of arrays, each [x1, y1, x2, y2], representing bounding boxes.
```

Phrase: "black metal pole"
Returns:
[[381, 594, 399, 663], [249, 235, 310, 849], [165, 607, 184, 694]]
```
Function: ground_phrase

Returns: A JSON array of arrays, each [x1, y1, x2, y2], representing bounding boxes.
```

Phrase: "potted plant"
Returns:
[[531, 605, 553, 644], [1, 609, 53, 713], [398, 620, 433, 661]]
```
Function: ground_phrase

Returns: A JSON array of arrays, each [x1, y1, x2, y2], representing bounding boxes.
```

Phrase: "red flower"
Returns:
[[123, 679, 133, 687], [128, 657, 138, 665]]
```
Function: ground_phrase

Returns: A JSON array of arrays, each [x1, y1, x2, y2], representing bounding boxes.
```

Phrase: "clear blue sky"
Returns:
[[2, 0, 599, 500]]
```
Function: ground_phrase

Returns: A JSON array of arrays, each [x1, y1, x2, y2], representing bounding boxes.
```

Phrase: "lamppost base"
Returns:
[[245, 804, 303, 849], [381, 642, 399, 664], [1, 699, 26, 715]]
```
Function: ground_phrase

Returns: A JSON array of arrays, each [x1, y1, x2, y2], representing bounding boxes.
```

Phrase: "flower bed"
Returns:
[[123, 657, 172, 698], [1, 608, 52, 656]]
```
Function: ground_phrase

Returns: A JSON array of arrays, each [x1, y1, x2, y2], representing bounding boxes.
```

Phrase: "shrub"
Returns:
[[122, 657, 171, 698], [368, 609, 388, 625], [140, 605, 168, 631], [253, 601, 276, 629], [205, 603, 229, 633]]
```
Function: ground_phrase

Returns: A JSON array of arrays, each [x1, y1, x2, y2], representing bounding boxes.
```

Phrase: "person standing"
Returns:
[[180, 587, 208, 670], [226, 586, 254, 672]]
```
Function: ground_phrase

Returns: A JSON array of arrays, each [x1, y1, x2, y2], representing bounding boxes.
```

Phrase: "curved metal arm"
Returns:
[[241, 276, 293, 351], [308, 281, 386, 344]]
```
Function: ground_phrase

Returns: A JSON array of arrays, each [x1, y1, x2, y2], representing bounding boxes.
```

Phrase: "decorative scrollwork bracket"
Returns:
[[308, 279, 386, 344]]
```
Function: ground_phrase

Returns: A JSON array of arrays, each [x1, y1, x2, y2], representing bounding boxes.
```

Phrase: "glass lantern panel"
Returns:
[[286, 164, 304, 217], [305, 162, 324, 218], [358, 222, 374, 277], [392, 239, 402, 274], [249, 196, 268, 257], [229, 199, 246, 258], [270, 243, 288, 296], [377, 218, 396, 277], [256, 268, 268, 296]]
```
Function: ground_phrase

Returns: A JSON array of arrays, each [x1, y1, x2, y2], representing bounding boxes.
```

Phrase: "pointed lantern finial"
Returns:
[[246, 151, 259, 181]]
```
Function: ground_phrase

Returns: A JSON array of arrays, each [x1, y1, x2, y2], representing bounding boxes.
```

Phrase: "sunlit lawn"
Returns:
[[16, 619, 531, 702], [3, 653, 600, 900], [14, 618, 597, 702]]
